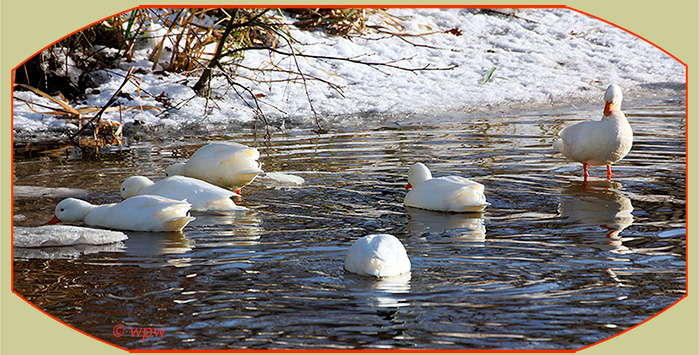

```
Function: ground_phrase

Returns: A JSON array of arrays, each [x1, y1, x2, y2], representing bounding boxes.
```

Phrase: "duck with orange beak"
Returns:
[[553, 84, 633, 180], [45, 195, 195, 232], [403, 163, 488, 213]]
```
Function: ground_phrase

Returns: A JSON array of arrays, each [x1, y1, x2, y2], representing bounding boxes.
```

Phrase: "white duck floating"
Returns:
[[553, 84, 633, 180], [344, 234, 411, 277], [404, 163, 488, 213], [165, 142, 263, 194], [47, 195, 195, 232], [120, 175, 247, 212]]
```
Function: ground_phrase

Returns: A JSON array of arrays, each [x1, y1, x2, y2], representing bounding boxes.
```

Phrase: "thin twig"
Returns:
[[216, 64, 272, 140], [389, 33, 463, 52], [268, 25, 323, 131], [69, 67, 136, 146], [223, 45, 458, 72], [480, 9, 539, 24]]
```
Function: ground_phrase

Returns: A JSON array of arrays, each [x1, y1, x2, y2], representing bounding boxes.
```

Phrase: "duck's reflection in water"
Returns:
[[345, 271, 411, 309], [187, 209, 264, 247], [162, 209, 265, 268], [123, 230, 194, 256], [558, 180, 634, 254], [122, 209, 263, 257], [405, 206, 486, 242]]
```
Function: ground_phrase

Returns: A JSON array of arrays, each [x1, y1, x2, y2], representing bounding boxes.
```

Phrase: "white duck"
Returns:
[[553, 84, 633, 180], [120, 175, 247, 212], [46, 195, 195, 232], [344, 234, 411, 278], [404, 163, 488, 213], [165, 142, 263, 194]]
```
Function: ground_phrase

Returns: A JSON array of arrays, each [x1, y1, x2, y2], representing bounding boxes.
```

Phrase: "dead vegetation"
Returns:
[[13, 8, 459, 156]]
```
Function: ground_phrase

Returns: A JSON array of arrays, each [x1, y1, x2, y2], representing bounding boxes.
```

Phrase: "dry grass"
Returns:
[[14, 8, 454, 150]]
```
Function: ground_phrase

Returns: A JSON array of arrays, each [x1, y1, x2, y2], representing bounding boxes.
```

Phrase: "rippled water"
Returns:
[[12, 98, 686, 350]]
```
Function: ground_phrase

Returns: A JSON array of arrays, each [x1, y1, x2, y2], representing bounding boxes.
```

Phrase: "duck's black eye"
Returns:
[[60, 208, 65, 212]]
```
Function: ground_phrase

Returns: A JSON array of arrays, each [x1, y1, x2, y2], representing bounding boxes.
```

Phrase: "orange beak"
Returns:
[[603, 101, 614, 116], [405, 183, 413, 190], [44, 215, 61, 225]]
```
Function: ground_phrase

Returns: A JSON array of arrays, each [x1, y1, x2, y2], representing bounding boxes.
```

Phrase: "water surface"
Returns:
[[13, 98, 686, 350]]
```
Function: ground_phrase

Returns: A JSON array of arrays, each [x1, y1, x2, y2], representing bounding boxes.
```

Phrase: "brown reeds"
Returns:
[[14, 8, 458, 149]]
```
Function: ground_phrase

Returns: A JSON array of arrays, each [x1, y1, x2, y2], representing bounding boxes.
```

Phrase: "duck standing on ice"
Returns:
[[553, 84, 633, 180]]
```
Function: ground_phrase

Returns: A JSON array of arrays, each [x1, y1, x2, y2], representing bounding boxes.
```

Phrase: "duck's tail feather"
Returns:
[[553, 138, 565, 151], [163, 215, 196, 232]]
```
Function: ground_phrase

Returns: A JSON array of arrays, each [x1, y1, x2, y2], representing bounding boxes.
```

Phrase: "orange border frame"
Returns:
[[9, 4, 689, 353]]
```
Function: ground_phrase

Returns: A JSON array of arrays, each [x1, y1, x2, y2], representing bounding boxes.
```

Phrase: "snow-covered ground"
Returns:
[[12, 8, 686, 135]]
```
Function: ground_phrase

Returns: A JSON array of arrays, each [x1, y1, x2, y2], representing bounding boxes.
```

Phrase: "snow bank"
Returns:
[[12, 8, 685, 135]]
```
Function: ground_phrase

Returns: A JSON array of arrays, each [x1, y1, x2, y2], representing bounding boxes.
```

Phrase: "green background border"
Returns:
[[2, 1, 696, 354]]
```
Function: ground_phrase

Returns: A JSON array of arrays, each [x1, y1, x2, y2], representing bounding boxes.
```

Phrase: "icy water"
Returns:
[[12, 98, 686, 350]]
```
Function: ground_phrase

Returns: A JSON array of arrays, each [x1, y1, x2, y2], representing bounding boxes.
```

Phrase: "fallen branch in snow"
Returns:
[[223, 45, 459, 73], [267, 24, 325, 132], [381, 33, 462, 52], [233, 63, 345, 98], [479, 9, 539, 24]]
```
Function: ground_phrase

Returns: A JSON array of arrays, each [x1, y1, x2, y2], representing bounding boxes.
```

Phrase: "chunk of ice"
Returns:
[[13, 225, 128, 248], [259, 172, 305, 187]]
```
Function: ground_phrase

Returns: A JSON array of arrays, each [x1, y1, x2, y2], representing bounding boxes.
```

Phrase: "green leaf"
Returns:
[[481, 66, 496, 86]]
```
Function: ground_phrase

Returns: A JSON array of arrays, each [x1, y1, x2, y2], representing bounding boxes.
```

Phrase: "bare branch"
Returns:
[[69, 67, 136, 147], [223, 45, 458, 72], [215, 63, 272, 140]]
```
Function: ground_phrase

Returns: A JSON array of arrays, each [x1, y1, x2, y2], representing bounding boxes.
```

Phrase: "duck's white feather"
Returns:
[[166, 142, 263, 191], [121, 175, 246, 212], [554, 84, 633, 167], [344, 234, 411, 278], [404, 163, 488, 213], [53, 195, 194, 232]]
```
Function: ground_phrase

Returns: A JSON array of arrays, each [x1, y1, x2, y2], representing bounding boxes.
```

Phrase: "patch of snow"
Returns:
[[12, 8, 685, 135]]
